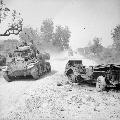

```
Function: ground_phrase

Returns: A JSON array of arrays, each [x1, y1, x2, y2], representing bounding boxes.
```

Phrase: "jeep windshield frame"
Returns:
[[68, 60, 82, 66]]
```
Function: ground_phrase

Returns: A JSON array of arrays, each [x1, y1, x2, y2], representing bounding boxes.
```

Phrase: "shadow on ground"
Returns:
[[8, 70, 58, 82], [106, 86, 120, 92], [78, 80, 96, 87]]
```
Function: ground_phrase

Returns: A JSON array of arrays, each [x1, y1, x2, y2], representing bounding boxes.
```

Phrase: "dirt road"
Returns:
[[0, 56, 120, 120]]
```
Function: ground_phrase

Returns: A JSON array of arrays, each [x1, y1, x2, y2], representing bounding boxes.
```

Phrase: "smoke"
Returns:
[[49, 50, 97, 73], [50, 50, 69, 61]]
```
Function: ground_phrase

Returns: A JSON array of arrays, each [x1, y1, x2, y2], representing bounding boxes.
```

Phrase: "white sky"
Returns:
[[1, 0, 120, 49]]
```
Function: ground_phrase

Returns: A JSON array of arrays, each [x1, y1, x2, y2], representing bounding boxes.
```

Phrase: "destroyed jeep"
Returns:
[[2, 44, 51, 82], [92, 64, 120, 91], [65, 60, 120, 91], [64, 60, 86, 83]]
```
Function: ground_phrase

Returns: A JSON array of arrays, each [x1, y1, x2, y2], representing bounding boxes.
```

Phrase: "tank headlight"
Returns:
[[2, 66, 8, 71], [27, 63, 34, 69]]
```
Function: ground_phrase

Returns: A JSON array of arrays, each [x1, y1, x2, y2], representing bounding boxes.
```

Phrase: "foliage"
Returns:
[[0, 0, 10, 23], [20, 19, 71, 53], [98, 48, 114, 63], [40, 19, 71, 52], [111, 25, 120, 52], [89, 37, 103, 55], [0, 0, 23, 36], [0, 17, 71, 56], [19, 27, 42, 52], [19, 27, 39, 44], [53, 25, 71, 50], [78, 30, 120, 64], [40, 19, 54, 42]]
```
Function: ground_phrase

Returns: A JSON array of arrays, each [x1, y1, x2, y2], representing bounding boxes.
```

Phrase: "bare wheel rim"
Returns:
[[96, 76, 106, 92], [69, 73, 76, 83]]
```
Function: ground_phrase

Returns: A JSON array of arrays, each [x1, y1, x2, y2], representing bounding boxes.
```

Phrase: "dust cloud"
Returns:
[[49, 51, 97, 73]]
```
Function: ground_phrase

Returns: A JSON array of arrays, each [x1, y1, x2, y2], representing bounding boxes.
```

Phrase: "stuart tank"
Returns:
[[2, 43, 51, 82]]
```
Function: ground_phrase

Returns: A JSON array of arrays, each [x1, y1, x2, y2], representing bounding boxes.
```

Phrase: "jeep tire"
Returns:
[[96, 76, 106, 92], [68, 73, 77, 83]]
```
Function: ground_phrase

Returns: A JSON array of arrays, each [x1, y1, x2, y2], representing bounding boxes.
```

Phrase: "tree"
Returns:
[[53, 25, 71, 50], [19, 27, 39, 45], [0, 0, 9, 23], [40, 19, 54, 42], [90, 37, 103, 55], [111, 25, 120, 52], [19, 27, 41, 54], [0, 0, 23, 36]]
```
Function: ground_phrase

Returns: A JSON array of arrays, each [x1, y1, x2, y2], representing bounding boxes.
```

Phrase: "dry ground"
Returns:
[[0, 55, 120, 120]]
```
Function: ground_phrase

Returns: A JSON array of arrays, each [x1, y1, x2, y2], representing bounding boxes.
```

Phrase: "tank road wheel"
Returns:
[[38, 66, 42, 76], [46, 62, 51, 73], [96, 76, 106, 92], [48, 64, 51, 72], [31, 66, 39, 80], [3, 72, 12, 82]]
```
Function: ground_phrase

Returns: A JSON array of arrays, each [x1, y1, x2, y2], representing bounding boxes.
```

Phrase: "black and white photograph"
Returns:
[[0, 0, 120, 119]]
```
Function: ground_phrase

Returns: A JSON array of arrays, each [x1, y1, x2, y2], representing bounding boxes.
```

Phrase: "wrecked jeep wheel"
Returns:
[[31, 67, 39, 80], [3, 72, 12, 82], [68, 73, 77, 83], [96, 76, 106, 92]]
